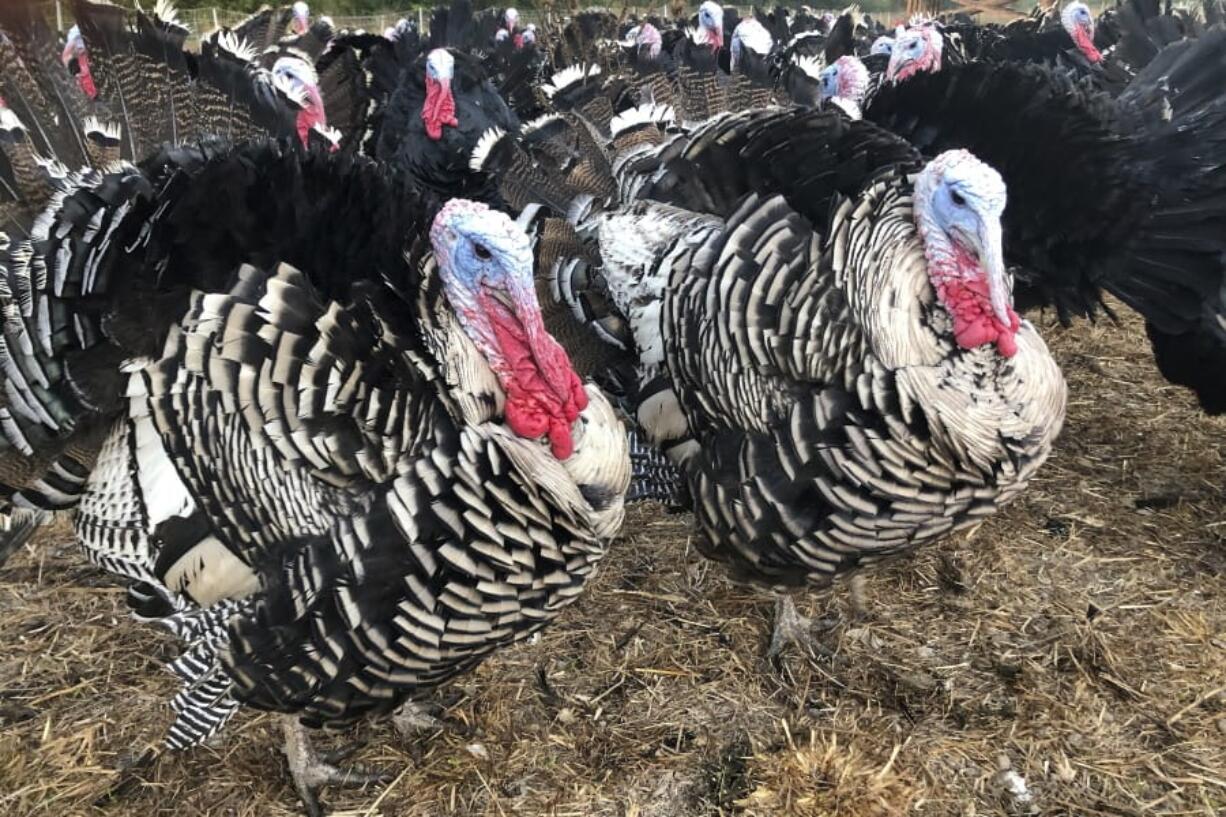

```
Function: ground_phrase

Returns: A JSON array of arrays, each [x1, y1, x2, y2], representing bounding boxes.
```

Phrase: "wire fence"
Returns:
[[38, 1, 676, 38], [37, 0, 1031, 40], [176, 6, 429, 34]]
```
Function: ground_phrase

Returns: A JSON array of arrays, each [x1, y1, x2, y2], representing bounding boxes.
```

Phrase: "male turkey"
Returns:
[[920, 0, 1209, 96], [0, 129, 629, 814], [475, 105, 1067, 653], [313, 0, 525, 200], [861, 21, 1226, 413], [58, 0, 323, 157], [0, 0, 335, 563]]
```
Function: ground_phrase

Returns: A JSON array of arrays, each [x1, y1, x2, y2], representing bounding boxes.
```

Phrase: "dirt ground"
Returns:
[[1, 306, 1223, 817]]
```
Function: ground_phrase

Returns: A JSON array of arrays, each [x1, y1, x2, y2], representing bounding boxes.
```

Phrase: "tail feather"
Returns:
[[72, 0, 299, 161], [229, 7, 282, 53], [1116, 27, 1226, 412], [0, 0, 93, 168], [0, 105, 52, 216], [312, 44, 368, 153], [0, 32, 88, 170], [0, 506, 51, 566], [470, 124, 586, 213], [1123, 24, 1226, 120]]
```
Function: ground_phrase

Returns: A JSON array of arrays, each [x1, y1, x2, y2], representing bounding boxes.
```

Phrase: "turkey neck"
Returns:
[[413, 257, 629, 533]]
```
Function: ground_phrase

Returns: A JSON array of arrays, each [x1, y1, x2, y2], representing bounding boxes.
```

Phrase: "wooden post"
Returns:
[[212, 8, 219, 30], [55, 0, 63, 33], [419, 7, 425, 33]]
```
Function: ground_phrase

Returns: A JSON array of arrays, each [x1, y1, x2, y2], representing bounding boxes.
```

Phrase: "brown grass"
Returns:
[[1, 305, 1224, 817]]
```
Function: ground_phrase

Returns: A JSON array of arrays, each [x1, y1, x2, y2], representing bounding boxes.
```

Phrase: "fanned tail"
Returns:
[[1117, 26, 1226, 412], [0, 0, 93, 169], [71, 0, 300, 161]]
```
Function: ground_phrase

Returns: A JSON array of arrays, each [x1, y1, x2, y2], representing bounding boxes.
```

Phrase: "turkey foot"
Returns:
[[392, 699, 446, 737], [281, 716, 393, 817], [848, 574, 873, 620], [767, 596, 828, 659]]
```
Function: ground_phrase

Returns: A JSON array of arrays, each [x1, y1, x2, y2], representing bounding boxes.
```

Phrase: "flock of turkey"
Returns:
[[0, 0, 1223, 811]]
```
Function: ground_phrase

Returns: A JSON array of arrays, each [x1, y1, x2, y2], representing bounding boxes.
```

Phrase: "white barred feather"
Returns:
[[793, 54, 825, 80], [0, 107, 26, 133], [469, 127, 506, 171], [521, 114, 563, 137], [215, 30, 259, 63], [82, 116, 122, 141], [610, 104, 675, 138], [542, 65, 601, 99]]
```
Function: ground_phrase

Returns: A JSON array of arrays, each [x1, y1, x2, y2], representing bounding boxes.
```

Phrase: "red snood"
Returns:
[[423, 77, 458, 141]]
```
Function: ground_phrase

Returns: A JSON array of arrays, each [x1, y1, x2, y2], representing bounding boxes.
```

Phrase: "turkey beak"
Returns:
[[61, 41, 77, 67], [972, 218, 1013, 330], [885, 51, 906, 81]]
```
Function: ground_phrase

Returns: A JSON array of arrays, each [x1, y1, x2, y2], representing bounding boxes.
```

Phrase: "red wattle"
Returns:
[[483, 293, 588, 459], [935, 275, 1020, 358], [76, 53, 97, 99], [513, 33, 524, 49], [296, 89, 331, 150], [423, 76, 458, 141], [1072, 27, 1102, 63]]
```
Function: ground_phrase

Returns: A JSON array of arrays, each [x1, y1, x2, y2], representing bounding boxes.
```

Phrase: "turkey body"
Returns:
[[502, 107, 1068, 587], [0, 138, 629, 752], [864, 28, 1226, 413], [375, 51, 519, 200]]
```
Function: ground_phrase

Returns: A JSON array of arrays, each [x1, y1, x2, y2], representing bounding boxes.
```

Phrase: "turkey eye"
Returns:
[[950, 190, 966, 206], [474, 244, 491, 260]]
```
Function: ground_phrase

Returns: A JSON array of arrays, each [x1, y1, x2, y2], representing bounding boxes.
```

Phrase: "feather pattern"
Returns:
[[0, 137, 630, 751], [495, 96, 1067, 587]]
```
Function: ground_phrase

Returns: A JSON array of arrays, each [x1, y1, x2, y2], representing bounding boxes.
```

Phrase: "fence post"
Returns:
[[419, 7, 424, 32], [212, 8, 219, 31], [55, 0, 62, 33]]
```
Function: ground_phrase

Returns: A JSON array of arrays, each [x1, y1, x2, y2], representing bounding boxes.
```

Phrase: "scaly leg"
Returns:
[[767, 595, 821, 659], [848, 573, 872, 619], [281, 715, 391, 817], [392, 700, 444, 738]]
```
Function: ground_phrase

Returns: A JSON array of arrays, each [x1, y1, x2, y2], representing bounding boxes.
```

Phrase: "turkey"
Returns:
[[0, 0, 343, 562], [290, 1, 311, 35], [60, 23, 98, 98], [474, 103, 1066, 654], [60, 0, 325, 158], [0, 113, 629, 817], [310, 0, 525, 200], [375, 45, 519, 199], [924, 0, 1214, 95], [816, 54, 871, 118], [859, 21, 1226, 413], [670, 1, 732, 122]]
